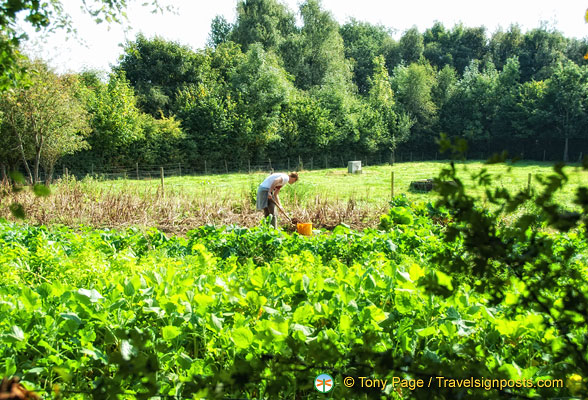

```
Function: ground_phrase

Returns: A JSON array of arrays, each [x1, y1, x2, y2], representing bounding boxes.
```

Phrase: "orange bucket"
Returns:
[[297, 223, 313, 236]]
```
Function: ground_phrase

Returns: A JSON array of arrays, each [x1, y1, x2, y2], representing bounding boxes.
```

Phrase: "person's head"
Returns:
[[288, 172, 299, 184]]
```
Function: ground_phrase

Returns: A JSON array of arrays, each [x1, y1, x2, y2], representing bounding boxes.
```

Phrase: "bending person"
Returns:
[[256, 172, 298, 228]]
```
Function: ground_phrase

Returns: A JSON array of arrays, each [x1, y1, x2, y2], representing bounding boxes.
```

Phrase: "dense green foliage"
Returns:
[[0, 0, 170, 91], [3, 0, 588, 177], [0, 60, 90, 183], [1, 164, 587, 398]]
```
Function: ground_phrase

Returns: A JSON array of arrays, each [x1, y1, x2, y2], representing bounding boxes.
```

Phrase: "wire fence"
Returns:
[[3, 141, 587, 185], [52, 153, 436, 182]]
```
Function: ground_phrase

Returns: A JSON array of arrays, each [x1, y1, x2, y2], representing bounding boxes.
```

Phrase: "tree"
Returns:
[[391, 61, 438, 146], [282, 0, 352, 91], [0, 59, 90, 183], [541, 60, 588, 161], [451, 25, 488, 74], [0, 108, 21, 181], [231, 0, 296, 53], [400, 26, 424, 64], [115, 34, 207, 118], [78, 72, 144, 168], [275, 94, 334, 158], [440, 60, 498, 147], [506, 80, 547, 141], [367, 55, 411, 154], [518, 26, 567, 81], [207, 15, 233, 48], [340, 19, 394, 94], [0, 0, 170, 91], [491, 56, 522, 140], [230, 43, 295, 159], [489, 25, 524, 70], [423, 22, 454, 70], [431, 64, 457, 109], [131, 114, 185, 166]]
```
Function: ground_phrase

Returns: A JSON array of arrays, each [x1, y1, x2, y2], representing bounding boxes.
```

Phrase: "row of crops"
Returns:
[[0, 195, 586, 399]]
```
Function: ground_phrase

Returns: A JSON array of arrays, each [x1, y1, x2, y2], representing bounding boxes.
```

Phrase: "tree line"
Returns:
[[2, 0, 588, 181]]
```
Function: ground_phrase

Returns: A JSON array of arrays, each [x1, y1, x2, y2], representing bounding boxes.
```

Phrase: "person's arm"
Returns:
[[273, 186, 283, 208], [267, 176, 286, 203]]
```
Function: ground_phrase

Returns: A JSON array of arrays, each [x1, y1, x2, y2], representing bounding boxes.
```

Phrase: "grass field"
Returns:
[[2, 160, 587, 233], [74, 160, 587, 205]]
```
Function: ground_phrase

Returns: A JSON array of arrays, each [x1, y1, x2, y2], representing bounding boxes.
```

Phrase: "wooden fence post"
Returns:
[[179, 163, 182, 177], [160, 167, 165, 195], [225, 160, 228, 174], [248, 159, 251, 174], [136, 162, 139, 180], [391, 171, 395, 199], [204, 160, 208, 175]]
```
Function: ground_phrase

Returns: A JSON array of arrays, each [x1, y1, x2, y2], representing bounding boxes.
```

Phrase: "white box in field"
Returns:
[[348, 161, 362, 174]]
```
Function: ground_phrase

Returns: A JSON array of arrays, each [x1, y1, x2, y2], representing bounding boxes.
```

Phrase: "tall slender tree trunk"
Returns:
[[1, 164, 6, 183], [17, 141, 33, 184], [47, 165, 54, 185], [34, 146, 42, 184]]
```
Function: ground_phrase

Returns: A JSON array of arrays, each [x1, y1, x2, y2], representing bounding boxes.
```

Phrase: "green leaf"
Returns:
[[77, 288, 104, 303], [162, 325, 181, 341], [291, 324, 312, 337], [177, 353, 193, 369], [409, 263, 425, 281], [124, 280, 135, 296], [366, 305, 387, 323], [210, 314, 223, 331], [60, 312, 82, 326], [250, 267, 268, 287], [435, 270, 453, 290], [120, 340, 136, 361], [416, 326, 437, 337], [9, 325, 25, 341], [333, 224, 350, 235], [26, 367, 44, 375], [232, 326, 253, 349]]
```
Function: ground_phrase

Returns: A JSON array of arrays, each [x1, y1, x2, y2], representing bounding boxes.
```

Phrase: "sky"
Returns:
[[19, 0, 588, 74]]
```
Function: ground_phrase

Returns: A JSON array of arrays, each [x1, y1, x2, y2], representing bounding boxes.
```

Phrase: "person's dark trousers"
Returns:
[[264, 199, 278, 228]]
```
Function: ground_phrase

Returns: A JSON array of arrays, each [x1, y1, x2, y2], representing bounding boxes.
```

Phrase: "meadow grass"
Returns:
[[2, 160, 586, 234], [78, 160, 588, 207]]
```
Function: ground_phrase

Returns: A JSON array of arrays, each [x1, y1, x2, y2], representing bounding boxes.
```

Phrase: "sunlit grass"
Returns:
[[3, 160, 586, 234], [80, 160, 588, 208]]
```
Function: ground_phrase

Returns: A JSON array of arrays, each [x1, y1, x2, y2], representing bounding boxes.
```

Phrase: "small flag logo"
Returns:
[[315, 373, 334, 393]]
